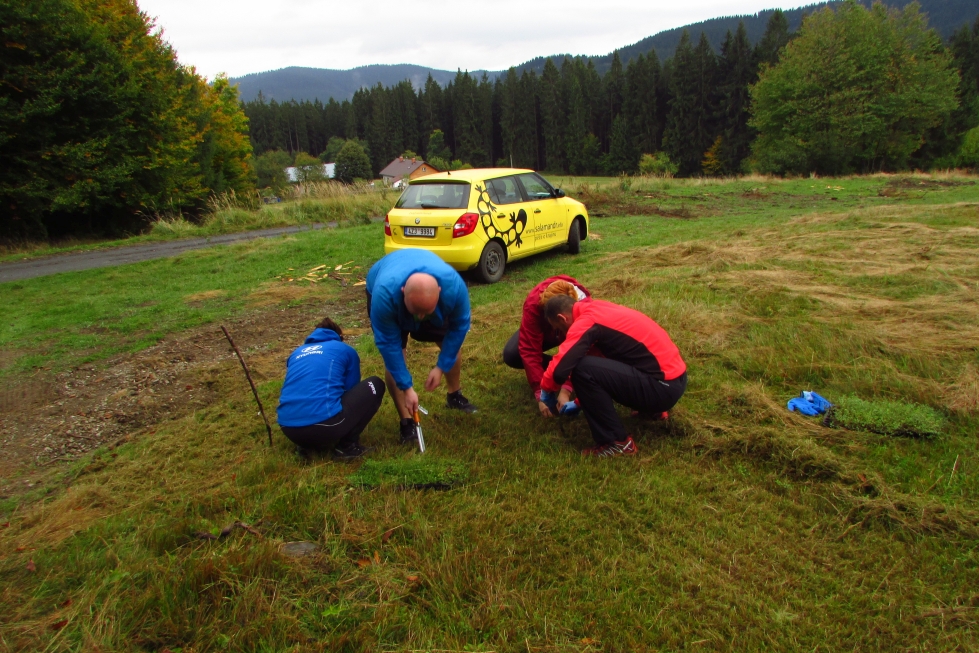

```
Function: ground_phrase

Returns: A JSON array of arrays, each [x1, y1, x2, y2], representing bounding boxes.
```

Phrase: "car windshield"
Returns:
[[396, 183, 471, 209]]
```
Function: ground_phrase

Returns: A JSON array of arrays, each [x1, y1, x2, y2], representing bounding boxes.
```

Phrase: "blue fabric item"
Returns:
[[366, 250, 471, 390], [276, 328, 361, 427], [539, 389, 558, 413], [559, 401, 581, 417], [787, 391, 833, 416], [803, 391, 832, 413]]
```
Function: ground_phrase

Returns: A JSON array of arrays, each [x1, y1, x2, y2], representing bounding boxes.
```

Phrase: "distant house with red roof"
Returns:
[[379, 157, 439, 187]]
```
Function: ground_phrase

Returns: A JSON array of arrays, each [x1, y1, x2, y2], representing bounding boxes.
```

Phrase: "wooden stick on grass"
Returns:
[[221, 326, 273, 447]]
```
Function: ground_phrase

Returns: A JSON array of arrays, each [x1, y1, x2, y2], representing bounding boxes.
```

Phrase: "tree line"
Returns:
[[0, 0, 255, 240], [245, 2, 979, 179]]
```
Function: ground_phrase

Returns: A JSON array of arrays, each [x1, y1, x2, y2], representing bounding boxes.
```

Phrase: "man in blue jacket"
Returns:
[[366, 249, 477, 444]]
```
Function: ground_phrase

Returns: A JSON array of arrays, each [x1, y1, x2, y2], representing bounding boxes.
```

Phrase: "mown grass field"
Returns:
[[1, 174, 978, 652]]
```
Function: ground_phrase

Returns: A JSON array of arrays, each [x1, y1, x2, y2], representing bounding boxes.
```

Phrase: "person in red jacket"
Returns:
[[502, 277, 590, 406], [539, 294, 687, 458]]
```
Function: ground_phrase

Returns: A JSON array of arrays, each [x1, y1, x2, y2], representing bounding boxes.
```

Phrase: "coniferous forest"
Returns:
[[244, 5, 979, 179], [3, 0, 979, 240]]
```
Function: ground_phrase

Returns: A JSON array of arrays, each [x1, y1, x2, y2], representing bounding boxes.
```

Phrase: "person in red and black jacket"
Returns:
[[502, 276, 590, 405], [539, 294, 687, 458]]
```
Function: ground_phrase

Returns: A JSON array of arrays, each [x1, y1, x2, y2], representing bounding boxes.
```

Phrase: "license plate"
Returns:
[[404, 226, 436, 237]]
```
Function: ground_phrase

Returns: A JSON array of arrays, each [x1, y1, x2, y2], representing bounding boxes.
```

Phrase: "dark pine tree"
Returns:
[[755, 9, 791, 68], [665, 31, 719, 176], [539, 58, 566, 172], [715, 22, 757, 173], [623, 52, 661, 156]]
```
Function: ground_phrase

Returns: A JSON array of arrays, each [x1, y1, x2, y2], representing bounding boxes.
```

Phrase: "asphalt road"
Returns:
[[0, 223, 334, 283]]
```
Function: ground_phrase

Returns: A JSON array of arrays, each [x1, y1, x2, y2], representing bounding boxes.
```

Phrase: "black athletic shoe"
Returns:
[[446, 390, 478, 413], [333, 442, 372, 460], [399, 418, 419, 445]]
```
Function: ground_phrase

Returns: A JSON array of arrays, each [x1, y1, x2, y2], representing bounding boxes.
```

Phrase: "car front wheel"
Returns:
[[474, 241, 506, 283], [566, 218, 581, 254]]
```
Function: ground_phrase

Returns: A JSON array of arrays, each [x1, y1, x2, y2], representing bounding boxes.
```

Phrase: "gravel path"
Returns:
[[0, 223, 334, 283]]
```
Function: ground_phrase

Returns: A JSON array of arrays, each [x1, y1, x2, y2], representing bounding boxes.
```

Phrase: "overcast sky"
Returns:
[[138, 0, 814, 79]]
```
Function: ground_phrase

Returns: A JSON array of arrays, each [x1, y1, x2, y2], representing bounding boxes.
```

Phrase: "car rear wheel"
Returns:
[[567, 218, 581, 254], [475, 241, 506, 284]]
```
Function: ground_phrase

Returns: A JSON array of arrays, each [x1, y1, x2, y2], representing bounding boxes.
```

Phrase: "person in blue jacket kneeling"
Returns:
[[277, 317, 384, 459]]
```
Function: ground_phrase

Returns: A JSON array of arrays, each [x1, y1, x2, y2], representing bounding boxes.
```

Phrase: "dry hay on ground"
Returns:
[[594, 204, 979, 415]]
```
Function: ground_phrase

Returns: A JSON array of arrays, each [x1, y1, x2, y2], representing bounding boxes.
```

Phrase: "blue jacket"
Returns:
[[366, 249, 471, 390], [276, 328, 360, 427]]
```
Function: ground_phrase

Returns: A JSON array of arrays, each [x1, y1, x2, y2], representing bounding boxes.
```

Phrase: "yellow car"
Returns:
[[383, 168, 589, 283]]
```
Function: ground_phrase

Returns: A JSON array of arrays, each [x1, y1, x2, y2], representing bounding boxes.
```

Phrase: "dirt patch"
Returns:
[[248, 281, 331, 306], [0, 284, 371, 504], [590, 203, 697, 219], [184, 289, 227, 303], [886, 178, 976, 190]]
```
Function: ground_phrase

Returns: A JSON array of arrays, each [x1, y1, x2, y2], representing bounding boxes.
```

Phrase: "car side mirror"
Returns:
[[554, 188, 566, 198]]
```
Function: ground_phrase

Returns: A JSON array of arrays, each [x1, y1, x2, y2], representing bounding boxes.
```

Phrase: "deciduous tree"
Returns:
[[750, 1, 959, 175]]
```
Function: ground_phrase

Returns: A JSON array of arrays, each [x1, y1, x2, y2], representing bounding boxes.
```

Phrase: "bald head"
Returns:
[[403, 273, 441, 318]]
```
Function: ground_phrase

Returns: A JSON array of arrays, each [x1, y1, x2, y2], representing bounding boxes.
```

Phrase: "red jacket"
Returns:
[[519, 275, 590, 393], [541, 299, 686, 392]]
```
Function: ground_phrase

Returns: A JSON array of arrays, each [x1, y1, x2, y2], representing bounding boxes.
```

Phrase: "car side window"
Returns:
[[486, 176, 522, 205], [516, 173, 554, 201]]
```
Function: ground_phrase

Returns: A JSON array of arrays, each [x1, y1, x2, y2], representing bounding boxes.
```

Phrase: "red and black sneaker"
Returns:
[[582, 436, 638, 458]]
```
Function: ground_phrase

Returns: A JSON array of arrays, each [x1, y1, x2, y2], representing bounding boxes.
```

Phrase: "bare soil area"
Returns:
[[0, 284, 371, 505]]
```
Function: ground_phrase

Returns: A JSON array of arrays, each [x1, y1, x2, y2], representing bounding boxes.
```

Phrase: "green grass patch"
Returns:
[[349, 457, 469, 489], [829, 395, 947, 438]]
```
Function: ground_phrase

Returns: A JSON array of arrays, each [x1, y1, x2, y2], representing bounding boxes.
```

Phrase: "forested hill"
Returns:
[[232, 64, 491, 105], [231, 0, 977, 103], [518, 0, 977, 76]]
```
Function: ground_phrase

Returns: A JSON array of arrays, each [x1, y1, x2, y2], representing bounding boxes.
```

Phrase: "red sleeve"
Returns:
[[518, 294, 547, 392], [541, 307, 595, 392]]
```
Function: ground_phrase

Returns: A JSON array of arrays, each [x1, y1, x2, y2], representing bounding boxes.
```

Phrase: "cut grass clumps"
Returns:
[[349, 457, 469, 490], [827, 395, 945, 438]]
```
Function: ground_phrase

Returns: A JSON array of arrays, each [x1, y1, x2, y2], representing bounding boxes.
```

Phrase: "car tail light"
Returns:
[[384, 215, 392, 236], [453, 213, 479, 238]]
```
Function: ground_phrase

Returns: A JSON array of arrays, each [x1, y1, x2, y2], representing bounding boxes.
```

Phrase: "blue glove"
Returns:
[[559, 401, 581, 417], [787, 391, 833, 416], [803, 391, 832, 413], [787, 397, 821, 416], [539, 389, 558, 414]]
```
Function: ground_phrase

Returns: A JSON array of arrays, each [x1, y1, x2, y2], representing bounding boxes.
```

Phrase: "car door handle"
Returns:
[[534, 209, 542, 214], [498, 214, 506, 219]]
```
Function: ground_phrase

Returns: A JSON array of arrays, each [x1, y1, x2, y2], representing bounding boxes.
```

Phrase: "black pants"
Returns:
[[571, 357, 687, 445], [280, 376, 385, 451], [502, 329, 559, 370]]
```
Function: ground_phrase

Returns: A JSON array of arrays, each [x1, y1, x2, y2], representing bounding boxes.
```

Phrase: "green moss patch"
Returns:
[[349, 457, 469, 490], [827, 395, 946, 438]]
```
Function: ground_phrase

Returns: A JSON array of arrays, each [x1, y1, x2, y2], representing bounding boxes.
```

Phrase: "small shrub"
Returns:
[[957, 126, 979, 170], [638, 152, 678, 177], [825, 395, 945, 438]]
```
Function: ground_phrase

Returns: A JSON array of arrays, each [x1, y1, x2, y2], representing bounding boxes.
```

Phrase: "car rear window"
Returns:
[[396, 183, 471, 209]]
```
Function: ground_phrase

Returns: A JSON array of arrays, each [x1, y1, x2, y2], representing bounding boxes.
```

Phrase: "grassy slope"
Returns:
[[2, 175, 979, 651]]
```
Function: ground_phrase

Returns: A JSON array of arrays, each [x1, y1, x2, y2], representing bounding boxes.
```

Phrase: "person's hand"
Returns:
[[539, 389, 558, 416], [424, 367, 444, 392], [557, 388, 571, 406], [538, 401, 554, 418], [403, 387, 420, 416], [559, 401, 581, 417]]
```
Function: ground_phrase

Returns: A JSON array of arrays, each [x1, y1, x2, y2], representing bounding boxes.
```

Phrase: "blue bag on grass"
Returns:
[[787, 391, 832, 416]]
